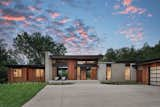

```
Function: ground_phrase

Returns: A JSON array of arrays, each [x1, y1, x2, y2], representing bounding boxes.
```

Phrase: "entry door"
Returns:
[[137, 70, 142, 83], [80, 68, 86, 80], [150, 66, 160, 86], [90, 67, 97, 80]]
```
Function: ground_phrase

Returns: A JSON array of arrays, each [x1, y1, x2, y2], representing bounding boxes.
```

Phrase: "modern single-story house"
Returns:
[[7, 52, 160, 86]]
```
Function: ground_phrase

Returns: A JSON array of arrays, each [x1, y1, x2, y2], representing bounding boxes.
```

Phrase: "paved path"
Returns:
[[23, 82, 160, 107]]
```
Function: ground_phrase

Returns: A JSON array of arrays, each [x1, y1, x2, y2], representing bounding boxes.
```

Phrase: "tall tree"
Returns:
[[104, 48, 117, 61], [103, 41, 160, 62], [0, 39, 16, 83], [13, 32, 67, 64]]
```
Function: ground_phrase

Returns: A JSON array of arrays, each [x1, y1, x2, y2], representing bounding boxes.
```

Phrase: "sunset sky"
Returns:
[[0, 0, 160, 55]]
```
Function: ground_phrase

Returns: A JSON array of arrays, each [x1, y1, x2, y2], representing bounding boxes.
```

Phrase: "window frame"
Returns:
[[13, 69, 22, 78], [124, 65, 131, 80], [35, 69, 44, 78]]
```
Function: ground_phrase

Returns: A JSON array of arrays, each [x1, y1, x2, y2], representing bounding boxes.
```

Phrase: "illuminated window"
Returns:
[[36, 69, 44, 78], [125, 66, 131, 80], [106, 64, 111, 80], [13, 69, 22, 77], [77, 61, 86, 64]]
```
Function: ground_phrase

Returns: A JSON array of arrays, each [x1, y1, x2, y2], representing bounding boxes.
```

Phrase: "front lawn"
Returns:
[[0, 82, 46, 107]]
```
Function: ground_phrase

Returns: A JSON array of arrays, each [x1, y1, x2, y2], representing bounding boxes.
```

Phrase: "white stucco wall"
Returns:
[[98, 63, 106, 81], [111, 63, 126, 81], [98, 62, 136, 81], [45, 52, 53, 82]]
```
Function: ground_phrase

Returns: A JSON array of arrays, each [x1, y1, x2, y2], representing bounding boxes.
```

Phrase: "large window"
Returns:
[[125, 66, 131, 80], [13, 69, 22, 77], [106, 64, 111, 80], [36, 69, 44, 78]]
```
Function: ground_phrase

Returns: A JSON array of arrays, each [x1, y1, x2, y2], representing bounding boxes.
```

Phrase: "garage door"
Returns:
[[150, 66, 160, 86]]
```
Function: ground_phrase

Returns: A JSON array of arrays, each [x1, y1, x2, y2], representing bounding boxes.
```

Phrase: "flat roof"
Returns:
[[137, 58, 160, 65], [50, 55, 103, 60], [7, 65, 45, 68]]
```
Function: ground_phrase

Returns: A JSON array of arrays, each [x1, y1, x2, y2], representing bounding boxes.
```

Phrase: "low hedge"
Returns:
[[100, 80, 138, 85]]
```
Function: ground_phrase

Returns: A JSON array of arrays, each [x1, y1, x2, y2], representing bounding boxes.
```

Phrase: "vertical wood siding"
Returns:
[[8, 67, 45, 82], [68, 60, 76, 80]]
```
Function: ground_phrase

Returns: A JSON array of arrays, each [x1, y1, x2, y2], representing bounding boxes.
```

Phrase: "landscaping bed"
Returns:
[[0, 82, 46, 107], [100, 80, 138, 85]]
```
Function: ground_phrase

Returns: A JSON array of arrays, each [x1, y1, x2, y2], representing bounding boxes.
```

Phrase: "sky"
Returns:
[[0, 0, 160, 55]]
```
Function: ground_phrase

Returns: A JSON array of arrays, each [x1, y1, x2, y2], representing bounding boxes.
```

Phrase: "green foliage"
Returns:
[[0, 39, 17, 83], [0, 83, 46, 107], [13, 32, 67, 64], [103, 41, 160, 62]]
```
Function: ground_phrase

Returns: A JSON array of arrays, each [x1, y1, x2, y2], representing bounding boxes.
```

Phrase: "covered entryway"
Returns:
[[150, 66, 160, 86], [77, 66, 97, 80]]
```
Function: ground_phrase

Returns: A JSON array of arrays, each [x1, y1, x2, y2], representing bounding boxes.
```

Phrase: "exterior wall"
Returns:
[[98, 62, 136, 81], [137, 65, 149, 84], [45, 52, 52, 82], [136, 63, 160, 85], [67, 60, 76, 80], [111, 63, 126, 81], [8, 67, 45, 82], [90, 67, 97, 80], [98, 63, 106, 81]]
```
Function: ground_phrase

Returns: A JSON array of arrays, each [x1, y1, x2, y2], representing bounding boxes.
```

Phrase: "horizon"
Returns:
[[0, 0, 160, 55]]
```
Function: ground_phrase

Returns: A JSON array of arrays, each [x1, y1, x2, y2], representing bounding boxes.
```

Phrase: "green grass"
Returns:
[[0, 82, 46, 107], [100, 80, 138, 85]]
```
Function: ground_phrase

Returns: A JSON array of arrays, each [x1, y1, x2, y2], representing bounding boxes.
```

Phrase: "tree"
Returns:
[[13, 32, 67, 64], [103, 41, 160, 62], [0, 39, 16, 83], [104, 48, 117, 61]]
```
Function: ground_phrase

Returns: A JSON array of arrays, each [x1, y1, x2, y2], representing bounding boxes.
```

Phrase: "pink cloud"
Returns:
[[64, 36, 75, 42], [59, 18, 70, 24], [118, 6, 146, 15], [1, 15, 26, 21], [36, 17, 44, 22], [123, 0, 132, 6], [77, 28, 88, 39], [0, 0, 11, 6], [28, 6, 37, 12], [119, 26, 144, 42], [23, 21, 30, 27], [51, 12, 60, 19]]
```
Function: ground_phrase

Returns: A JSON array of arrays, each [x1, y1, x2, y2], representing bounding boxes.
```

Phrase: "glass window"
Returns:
[[125, 66, 131, 80], [77, 61, 86, 64], [13, 69, 22, 77], [106, 65, 111, 80], [36, 69, 44, 78]]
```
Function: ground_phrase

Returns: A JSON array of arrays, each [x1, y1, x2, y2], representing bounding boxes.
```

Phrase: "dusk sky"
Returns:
[[0, 0, 160, 55]]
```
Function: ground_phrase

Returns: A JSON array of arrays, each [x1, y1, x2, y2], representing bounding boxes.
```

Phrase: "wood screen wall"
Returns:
[[90, 67, 97, 80], [8, 67, 45, 82], [68, 60, 76, 80]]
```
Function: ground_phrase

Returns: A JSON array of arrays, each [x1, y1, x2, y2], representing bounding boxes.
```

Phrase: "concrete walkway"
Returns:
[[23, 82, 160, 107]]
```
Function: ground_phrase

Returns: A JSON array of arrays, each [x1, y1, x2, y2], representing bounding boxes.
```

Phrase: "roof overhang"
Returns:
[[7, 65, 45, 68], [50, 55, 103, 60]]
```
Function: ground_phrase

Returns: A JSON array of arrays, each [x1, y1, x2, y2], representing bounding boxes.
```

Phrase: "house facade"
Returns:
[[7, 52, 160, 86], [45, 52, 102, 81]]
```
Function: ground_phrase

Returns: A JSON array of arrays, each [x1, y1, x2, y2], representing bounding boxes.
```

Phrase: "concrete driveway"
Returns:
[[23, 82, 160, 107]]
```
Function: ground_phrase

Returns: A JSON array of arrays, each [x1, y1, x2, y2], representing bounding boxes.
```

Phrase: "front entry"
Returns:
[[77, 66, 97, 80]]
